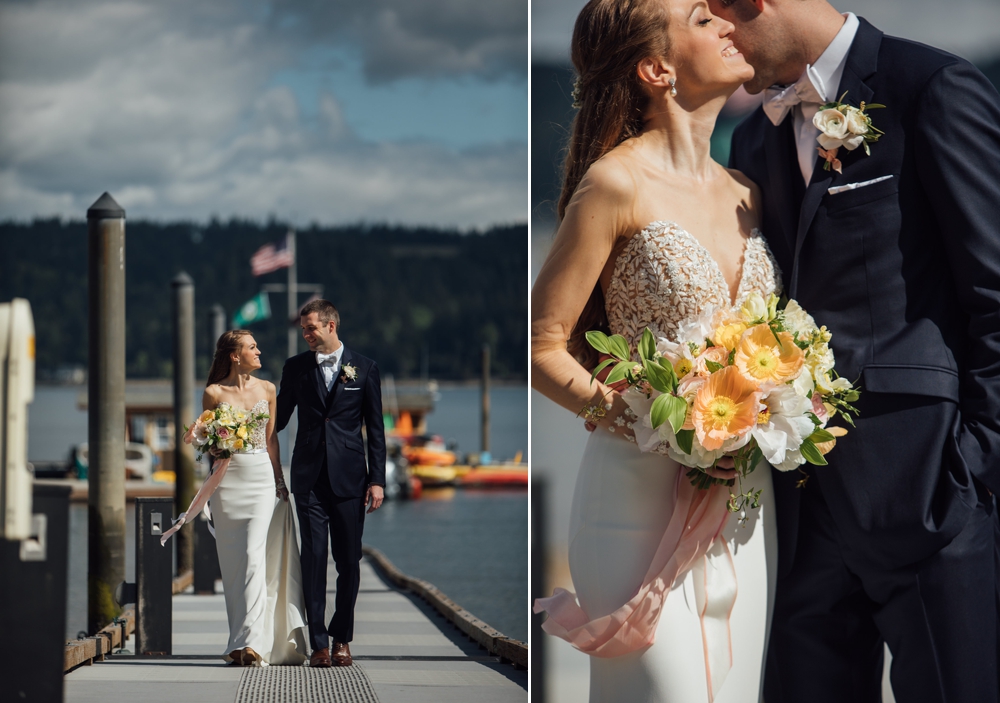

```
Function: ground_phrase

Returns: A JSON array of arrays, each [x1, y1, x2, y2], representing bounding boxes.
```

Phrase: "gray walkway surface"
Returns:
[[65, 556, 527, 702]]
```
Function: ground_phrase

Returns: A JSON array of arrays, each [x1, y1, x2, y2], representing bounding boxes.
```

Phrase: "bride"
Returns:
[[532, 0, 778, 700], [202, 330, 308, 666]]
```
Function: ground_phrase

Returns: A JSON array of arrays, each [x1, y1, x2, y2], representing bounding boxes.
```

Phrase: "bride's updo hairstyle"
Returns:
[[562, 0, 671, 367], [206, 329, 253, 386]]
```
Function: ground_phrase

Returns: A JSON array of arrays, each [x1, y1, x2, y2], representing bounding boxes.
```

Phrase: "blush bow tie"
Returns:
[[316, 352, 337, 365], [762, 65, 826, 126]]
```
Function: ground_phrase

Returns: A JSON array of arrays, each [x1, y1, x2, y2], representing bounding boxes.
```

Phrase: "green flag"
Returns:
[[232, 292, 271, 328]]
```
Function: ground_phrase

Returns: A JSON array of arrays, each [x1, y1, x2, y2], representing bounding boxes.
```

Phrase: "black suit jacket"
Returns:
[[275, 346, 387, 497], [730, 18, 1000, 574]]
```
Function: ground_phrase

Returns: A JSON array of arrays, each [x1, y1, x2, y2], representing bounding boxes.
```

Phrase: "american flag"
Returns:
[[250, 235, 294, 276]]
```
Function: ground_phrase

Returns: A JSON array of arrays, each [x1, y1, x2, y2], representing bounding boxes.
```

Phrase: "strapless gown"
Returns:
[[559, 222, 782, 702], [209, 399, 308, 665]]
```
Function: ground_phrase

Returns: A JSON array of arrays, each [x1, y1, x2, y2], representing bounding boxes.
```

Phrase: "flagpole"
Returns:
[[285, 229, 298, 470]]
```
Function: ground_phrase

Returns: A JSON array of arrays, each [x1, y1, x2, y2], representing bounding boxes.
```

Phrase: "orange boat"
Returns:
[[459, 464, 528, 487]]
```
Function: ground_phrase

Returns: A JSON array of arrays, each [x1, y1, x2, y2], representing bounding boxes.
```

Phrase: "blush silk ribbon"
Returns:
[[159, 457, 231, 547], [532, 472, 737, 702]]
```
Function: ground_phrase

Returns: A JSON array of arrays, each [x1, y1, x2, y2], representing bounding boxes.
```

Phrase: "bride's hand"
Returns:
[[704, 456, 737, 481], [275, 477, 289, 502], [583, 391, 636, 443]]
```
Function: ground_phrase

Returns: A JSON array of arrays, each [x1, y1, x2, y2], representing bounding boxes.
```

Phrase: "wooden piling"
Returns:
[[171, 273, 195, 574], [86, 192, 126, 633]]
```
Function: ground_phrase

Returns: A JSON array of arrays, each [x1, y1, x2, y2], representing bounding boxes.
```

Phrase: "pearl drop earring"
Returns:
[[669, 78, 677, 98]]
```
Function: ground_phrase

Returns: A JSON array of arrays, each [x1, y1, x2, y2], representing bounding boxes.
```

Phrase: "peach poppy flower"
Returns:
[[692, 366, 763, 451], [734, 324, 804, 384]]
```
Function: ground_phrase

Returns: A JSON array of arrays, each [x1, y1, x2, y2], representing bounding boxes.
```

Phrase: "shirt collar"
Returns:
[[316, 342, 344, 365], [806, 12, 859, 103]]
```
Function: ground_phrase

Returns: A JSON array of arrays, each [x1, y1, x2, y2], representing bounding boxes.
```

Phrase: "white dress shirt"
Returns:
[[788, 13, 859, 184], [316, 343, 344, 392]]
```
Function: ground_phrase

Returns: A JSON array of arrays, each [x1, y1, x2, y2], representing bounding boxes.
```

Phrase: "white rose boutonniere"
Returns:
[[812, 92, 885, 174], [341, 363, 358, 384]]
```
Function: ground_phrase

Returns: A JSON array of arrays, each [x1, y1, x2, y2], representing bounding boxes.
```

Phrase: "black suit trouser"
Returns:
[[294, 462, 365, 651], [764, 472, 999, 703]]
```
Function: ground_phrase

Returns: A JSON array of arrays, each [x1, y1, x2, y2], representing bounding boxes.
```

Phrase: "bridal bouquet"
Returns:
[[587, 292, 859, 518], [182, 402, 270, 459]]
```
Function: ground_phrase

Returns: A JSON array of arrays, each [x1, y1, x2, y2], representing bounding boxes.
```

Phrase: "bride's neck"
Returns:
[[224, 370, 254, 389], [638, 93, 728, 180]]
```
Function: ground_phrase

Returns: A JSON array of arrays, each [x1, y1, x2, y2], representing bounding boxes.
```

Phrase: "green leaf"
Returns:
[[605, 360, 634, 385], [590, 358, 616, 384], [666, 394, 688, 434], [639, 328, 656, 362], [800, 439, 829, 466], [808, 428, 836, 444], [608, 334, 631, 362], [865, 103, 886, 110], [585, 331, 611, 354], [643, 358, 673, 394], [675, 429, 695, 455], [705, 360, 724, 374]]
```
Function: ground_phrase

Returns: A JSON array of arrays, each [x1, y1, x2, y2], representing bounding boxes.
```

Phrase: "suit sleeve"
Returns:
[[275, 358, 296, 433], [915, 60, 1000, 494], [363, 361, 387, 487]]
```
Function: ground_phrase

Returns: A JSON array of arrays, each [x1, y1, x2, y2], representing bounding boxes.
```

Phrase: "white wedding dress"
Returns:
[[569, 222, 780, 702], [209, 399, 308, 665]]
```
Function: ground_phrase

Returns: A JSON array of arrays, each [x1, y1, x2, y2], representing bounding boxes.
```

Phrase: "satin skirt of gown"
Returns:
[[210, 452, 308, 665], [569, 430, 777, 702]]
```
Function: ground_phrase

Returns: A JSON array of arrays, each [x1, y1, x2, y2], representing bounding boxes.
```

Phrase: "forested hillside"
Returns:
[[0, 219, 528, 382]]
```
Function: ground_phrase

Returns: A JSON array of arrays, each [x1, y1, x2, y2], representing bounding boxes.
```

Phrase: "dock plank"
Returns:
[[65, 555, 527, 702]]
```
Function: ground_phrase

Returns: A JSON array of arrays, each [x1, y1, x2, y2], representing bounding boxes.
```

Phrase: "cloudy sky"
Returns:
[[0, 0, 528, 227], [533, 0, 1000, 64]]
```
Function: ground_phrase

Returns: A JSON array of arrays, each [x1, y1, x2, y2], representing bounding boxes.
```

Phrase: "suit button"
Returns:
[[325, 419, 330, 423]]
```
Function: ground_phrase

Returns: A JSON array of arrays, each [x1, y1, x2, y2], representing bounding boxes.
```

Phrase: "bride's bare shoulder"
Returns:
[[573, 151, 639, 206]]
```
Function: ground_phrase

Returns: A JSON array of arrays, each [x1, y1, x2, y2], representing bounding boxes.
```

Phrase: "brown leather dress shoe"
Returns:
[[331, 642, 353, 667], [310, 647, 332, 668]]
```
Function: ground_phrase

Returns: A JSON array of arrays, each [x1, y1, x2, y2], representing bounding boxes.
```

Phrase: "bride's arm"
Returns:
[[531, 164, 635, 433], [265, 382, 288, 500]]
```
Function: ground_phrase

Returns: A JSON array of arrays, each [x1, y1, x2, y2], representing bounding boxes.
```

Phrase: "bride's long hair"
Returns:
[[561, 0, 671, 367], [206, 330, 252, 386]]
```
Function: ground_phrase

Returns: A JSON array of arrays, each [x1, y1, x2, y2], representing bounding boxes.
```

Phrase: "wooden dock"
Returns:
[[64, 554, 527, 702]]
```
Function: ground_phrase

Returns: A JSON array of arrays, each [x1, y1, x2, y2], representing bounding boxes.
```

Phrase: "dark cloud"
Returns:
[[0, 0, 527, 226], [270, 0, 528, 82]]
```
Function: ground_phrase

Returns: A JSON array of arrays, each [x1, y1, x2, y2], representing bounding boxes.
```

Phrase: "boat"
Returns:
[[72, 442, 155, 480]]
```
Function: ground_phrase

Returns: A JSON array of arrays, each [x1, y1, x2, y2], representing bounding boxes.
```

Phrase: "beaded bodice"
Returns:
[[216, 399, 269, 451], [605, 222, 782, 350]]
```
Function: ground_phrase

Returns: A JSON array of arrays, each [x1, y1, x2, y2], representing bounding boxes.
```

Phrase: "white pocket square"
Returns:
[[827, 175, 893, 195], [344, 387, 361, 391]]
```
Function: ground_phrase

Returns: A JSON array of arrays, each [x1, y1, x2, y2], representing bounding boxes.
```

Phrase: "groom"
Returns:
[[276, 298, 386, 668], [714, 0, 1000, 700]]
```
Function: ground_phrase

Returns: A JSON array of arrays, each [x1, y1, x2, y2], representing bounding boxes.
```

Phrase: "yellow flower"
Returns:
[[236, 425, 249, 440], [199, 409, 215, 423], [740, 292, 768, 322], [734, 325, 804, 384], [713, 320, 748, 351], [232, 438, 244, 450], [692, 366, 762, 451], [674, 358, 693, 378]]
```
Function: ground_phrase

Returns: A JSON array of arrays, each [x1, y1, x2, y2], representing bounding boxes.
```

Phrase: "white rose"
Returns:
[[782, 300, 818, 339], [844, 108, 869, 135], [813, 108, 849, 149], [842, 133, 865, 151]]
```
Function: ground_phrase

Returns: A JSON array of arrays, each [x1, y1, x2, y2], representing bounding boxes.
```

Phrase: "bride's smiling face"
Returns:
[[234, 336, 262, 372], [662, 0, 753, 97]]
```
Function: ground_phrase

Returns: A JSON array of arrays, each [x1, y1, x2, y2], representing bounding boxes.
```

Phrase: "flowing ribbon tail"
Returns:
[[533, 471, 735, 702], [159, 457, 231, 547]]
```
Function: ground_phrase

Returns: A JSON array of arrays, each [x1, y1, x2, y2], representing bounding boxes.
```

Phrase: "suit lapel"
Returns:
[[313, 355, 328, 404], [325, 347, 352, 414], [789, 18, 882, 298], [764, 116, 804, 259]]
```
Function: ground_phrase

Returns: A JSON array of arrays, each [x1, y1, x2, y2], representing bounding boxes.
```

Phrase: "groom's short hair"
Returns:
[[300, 299, 340, 328]]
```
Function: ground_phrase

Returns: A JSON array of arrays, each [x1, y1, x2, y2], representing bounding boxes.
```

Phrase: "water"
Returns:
[[28, 384, 527, 464], [36, 382, 528, 642]]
